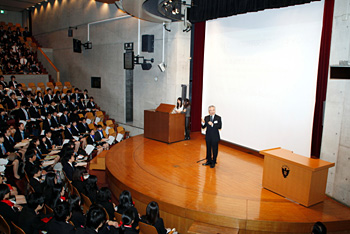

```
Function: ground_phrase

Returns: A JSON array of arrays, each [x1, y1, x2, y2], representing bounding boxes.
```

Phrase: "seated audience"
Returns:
[[0, 184, 22, 233], [96, 187, 116, 220], [72, 166, 88, 194], [141, 201, 167, 234], [19, 193, 48, 234], [69, 194, 86, 228], [46, 201, 75, 234], [83, 174, 98, 204], [117, 190, 139, 231], [120, 208, 138, 234]]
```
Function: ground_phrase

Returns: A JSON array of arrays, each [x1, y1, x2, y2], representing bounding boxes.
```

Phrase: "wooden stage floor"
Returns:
[[105, 133, 350, 234]]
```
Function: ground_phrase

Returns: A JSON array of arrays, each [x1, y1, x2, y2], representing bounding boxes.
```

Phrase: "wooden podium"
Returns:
[[144, 103, 185, 143], [260, 148, 335, 207]]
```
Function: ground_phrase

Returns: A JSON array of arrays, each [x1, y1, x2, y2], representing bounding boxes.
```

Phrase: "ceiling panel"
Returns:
[[0, 0, 43, 11]]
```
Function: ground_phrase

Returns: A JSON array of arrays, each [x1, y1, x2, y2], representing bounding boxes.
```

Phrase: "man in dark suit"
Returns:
[[6, 92, 18, 110], [14, 123, 29, 143], [44, 88, 53, 104], [201, 105, 222, 168], [58, 99, 68, 112], [8, 75, 18, 89], [60, 110, 70, 126], [0, 75, 7, 88], [78, 118, 90, 134]]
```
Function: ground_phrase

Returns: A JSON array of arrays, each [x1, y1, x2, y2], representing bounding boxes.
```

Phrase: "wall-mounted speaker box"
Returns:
[[142, 35, 154, 53]]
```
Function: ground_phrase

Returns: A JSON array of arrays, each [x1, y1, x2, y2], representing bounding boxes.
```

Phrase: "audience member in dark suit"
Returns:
[[29, 166, 44, 194], [21, 92, 34, 107], [51, 111, 60, 128], [96, 187, 116, 221], [69, 195, 86, 229], [44, 131, 55, 149], [59, 99, 68, 112], [87, 97, 97, 110], [39, 136, 50, 155], [15, 84, 26, 99], [81, 89, 89, 101], [76, 204, 119, 234], [0, 75, 7, 88], [70, 109, 80, 123], [4, 128, 16, 153], [73, 88, 80, 102], [29, 101, 41, 119], [60, 110, 70, 126], [43, 114, 53, 132], [83, 175, 98, 203], [18, 193, 48, 234], [14, 122, 29, 143], [24, 150, 41, 177], [40, 103, 51, 117], [53, 91, 62, 103], [49, 101, 59, 114], [78, 99, 87, 113], [72, 166, 87, 195], [6, 92, 17, 110], [62, 151, 76, 181], [69, 97, 78, 112], [64, 124, 75, 140], [63, 90, 72, 102], [201, 105, 222, 168], [46, 201, 76, 234], [18, 104, 31, 122], [8, 76, 18, 89], [44, 88, 54, 104], [78, 118, 90, 134], [0, 184, 22, 233], [0, 108, 8, 132], [140, 201, 167, 234], [36, 91, 44, 106]]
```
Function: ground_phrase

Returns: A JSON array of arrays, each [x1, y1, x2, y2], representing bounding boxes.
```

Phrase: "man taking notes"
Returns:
[[201, 105, 222, 168]]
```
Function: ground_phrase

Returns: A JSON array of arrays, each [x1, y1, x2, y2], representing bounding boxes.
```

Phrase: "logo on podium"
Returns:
[[282, 165, 290, 178]]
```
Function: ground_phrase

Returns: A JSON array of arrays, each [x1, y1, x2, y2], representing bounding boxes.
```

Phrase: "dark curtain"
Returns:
[[190, 21, 206, 132], [189, 0, 320, 23], [311, 0, 335, 158]]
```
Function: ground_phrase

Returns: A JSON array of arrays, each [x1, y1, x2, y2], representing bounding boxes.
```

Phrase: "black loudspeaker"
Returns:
[[68, 28, 73, 37], [142, 35, 154, 53]]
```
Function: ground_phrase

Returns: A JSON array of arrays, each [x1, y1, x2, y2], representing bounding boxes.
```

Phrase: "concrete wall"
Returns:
[[31, 0, 191, 130], [0, 10, 23, 26], [320, 0, 350, 207]]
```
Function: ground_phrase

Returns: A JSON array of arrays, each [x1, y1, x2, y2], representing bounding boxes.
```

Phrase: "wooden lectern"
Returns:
[[260, 148, 335, 207], [144, 103, 185, 143]]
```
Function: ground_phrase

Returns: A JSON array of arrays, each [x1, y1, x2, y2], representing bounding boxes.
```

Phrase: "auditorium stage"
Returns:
[[105, 133, 350, 234]]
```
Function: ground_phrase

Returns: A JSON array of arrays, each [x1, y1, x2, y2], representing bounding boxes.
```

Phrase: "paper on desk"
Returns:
[[57, 112, 63, 117], [41, 130, 45, 135], [73, 136, 79, 141], [14, 142, 28, 148], [94, 117, 101, 125], [116, 133, 123, 142], [85, 144, 94, 155], [31, 118, 36, 121], [0, 158, 8, 165], [41, 116, 45, 120], [107, 136, 115, 145], [0, 165, 5, 173], [63, 139, 70, 145]]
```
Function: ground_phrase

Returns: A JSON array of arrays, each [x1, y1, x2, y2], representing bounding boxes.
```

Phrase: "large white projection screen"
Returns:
[[202, 1, 324, 156]]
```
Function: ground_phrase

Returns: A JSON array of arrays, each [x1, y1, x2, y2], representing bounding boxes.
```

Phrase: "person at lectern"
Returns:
[[174, 97, 183, 113], [201, 105, 222, 168], [182, 99, 191, 140]]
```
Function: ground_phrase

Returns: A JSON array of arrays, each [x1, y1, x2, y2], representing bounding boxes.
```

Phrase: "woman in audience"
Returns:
[[35, 91, 44, 106], [76, 204, 119, 234], [174, 97, 183, 113], [0, 173, 18, 196], [62, 150, 76, 181], [43, 172, 57, 205], [87, 96, 97, 110], [140, 201, 166, 234], [83, 174, 99, 203], [46, 201, 75, 234], [53, 90, 62, 103], [0, 184, 22, 233], [48, 183, 66, 209], [19, 193, 48, 234], [182, 98, 191, 140], [39, 135, 50, 155], [120, 208, 138, 234], [117, 190, 139, 230], [29, 165, 44, 194], [87, 129, 104, 155], [72, 166, 88, 194], [96, 187, 116, 220], [69, 194, 86, 228]]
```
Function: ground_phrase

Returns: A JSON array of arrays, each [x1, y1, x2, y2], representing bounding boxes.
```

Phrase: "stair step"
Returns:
[[89, 151, 107, 170], [188, 222, 239, 234]]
